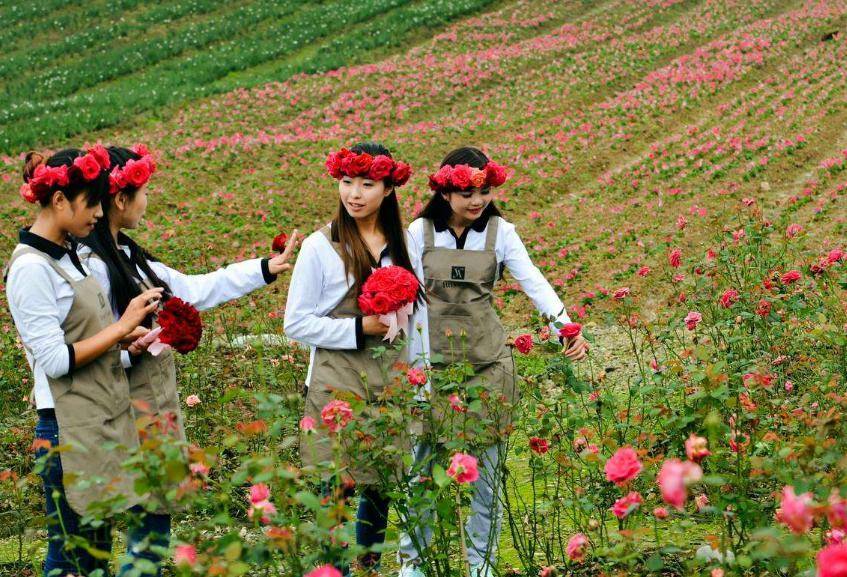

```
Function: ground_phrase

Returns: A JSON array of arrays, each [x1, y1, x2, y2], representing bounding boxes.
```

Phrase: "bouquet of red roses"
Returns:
[[358, 266, 419, 342], [135, 297, 203, 355]]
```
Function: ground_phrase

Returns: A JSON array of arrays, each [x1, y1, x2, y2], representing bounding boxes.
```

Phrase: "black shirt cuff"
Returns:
[[129, 351, 143, 366], [261, 258, 277, 284], [355, 316, 365, 350], [66, 344, 76, 375]]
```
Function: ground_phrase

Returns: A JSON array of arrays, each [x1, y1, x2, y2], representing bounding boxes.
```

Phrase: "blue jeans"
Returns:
[[319, 481, 390, 573], [35, 414, 171, 577]]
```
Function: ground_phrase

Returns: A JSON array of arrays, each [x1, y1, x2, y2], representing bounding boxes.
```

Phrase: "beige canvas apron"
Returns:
[[7, 246, 140, 515], [421, 217, 518, 443], [299, 226, 408, 486]]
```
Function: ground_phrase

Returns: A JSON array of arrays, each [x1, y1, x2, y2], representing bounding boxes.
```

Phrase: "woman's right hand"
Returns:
[[118, 288, 163, 335], [362, 315, 389, 336]]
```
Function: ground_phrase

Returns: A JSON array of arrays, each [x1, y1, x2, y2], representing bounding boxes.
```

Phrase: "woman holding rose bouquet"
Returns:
[[284, 142, 428, 573], [77, 144, 300, 577], [398, 146, 589, 577]]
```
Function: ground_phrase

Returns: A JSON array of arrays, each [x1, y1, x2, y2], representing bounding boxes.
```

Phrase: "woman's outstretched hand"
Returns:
[[267, 229, 302, 275], [563, 334, 589, 361]]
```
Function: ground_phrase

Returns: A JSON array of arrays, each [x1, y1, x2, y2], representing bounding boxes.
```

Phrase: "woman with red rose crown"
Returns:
[[77, 145, 300, 577], [284, 142, 427, 573], [5, 148, 164, 577], [397, 147, 589, 577]]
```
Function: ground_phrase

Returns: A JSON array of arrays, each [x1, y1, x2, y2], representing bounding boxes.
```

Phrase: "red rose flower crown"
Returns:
[[109, 144, 157, 195], [325, 148, 412, 187], [20, 144, 112, 204], [428, 159, 509, 193]]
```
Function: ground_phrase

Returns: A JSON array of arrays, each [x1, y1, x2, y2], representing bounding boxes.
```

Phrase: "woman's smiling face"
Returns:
[[442, 187, 492, 225], [339, 175, 391, 220]]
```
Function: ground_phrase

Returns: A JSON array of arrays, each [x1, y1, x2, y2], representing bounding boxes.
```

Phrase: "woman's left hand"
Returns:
[[563, 334, 589, 361], [267, 229, 301, 275]]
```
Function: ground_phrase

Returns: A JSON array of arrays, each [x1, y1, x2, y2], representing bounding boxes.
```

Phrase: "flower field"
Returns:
[[1, 0, 847, 575]]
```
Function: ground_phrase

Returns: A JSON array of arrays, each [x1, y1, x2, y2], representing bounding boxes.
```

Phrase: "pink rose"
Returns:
[[446, 452, 479, 484], [611, 491, 642, 519], [249, 483, 270, 504], [775, 486, 815, 534], [685, 433, 710, 463], [828, 491, 847, 529], [305, 565, 343, 577], [299, 416, 316, 432], [827, 529, 847, 546], [430, 165, 452, 189], [320, 399, 353, 433], [249, 499, 277, 524], [73, 153, 102, 181], [604, 446, 642, 486], [657, 459, 702, 510], [613, 287, 630, 300], [406, 368, 427, 387], [653, 507, 669, 519], [449, 393, 466, 413], [566, 533, 589, 562], [781, 270, 801, 284], [514, 334, 534, 354], [368, 155, 394, 181], [19, 184, 38, 204], [719, 288, 739, 308], [816, 542, 847, 577], [450, 164, 473, 189], [174, 544, 198, 567], [668, 248, 682, 268], [684, 311, 702, 331], [185, 394, 201, 407], [695, 494, 710, 511]]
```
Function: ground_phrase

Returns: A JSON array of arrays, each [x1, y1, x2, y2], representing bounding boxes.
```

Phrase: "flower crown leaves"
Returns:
[[427, 161, 508, 193], [325, 148, 411, 187], [109, 144, 157, 195], [19, 144, 111, 204]]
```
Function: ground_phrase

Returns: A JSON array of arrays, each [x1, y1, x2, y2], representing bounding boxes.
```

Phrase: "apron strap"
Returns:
[[484, 216, 500, 252], [5, 245, 79, 286], [423, 219, 435, 250], [320, 224, 346, 261]]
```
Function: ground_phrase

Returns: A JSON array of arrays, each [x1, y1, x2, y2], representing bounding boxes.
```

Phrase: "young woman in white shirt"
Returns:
[[5, 148, 162, 577], [284, 142, 426, 572], [398, 146, 588, 577], [76, 144, 299, 577]]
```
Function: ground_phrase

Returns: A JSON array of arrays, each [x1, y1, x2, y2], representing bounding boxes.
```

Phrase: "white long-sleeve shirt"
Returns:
[[78, 240, 274, 368], [408, 215, 571, 334], [284, 226, 429, 387], [6, 230, 90, 409]]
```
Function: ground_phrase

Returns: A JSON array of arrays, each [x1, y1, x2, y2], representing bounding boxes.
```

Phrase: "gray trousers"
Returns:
[[398, 443, 504, 570]]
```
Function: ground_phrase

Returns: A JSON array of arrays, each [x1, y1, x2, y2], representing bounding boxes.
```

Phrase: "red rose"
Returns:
[[781, 270, 801, 284], [368, 155, 394, 181], [558, 322, 582, 340], [140, 153, 157, 174], [484, 161, 508, 187], [88, 145, 111, 170], [157, 297, 203, 354], [719, 288, 739, 308], [529, 437, 549, 455], [109, 166, 127, 194], [272, 232, 288, 252], [123, 158, 151, 188], [19, 183, 38, 203], [514, 333, 533, 354], [391, 162, 411, 186], [358, 266, 419, 315], [132, 143, 151, 157], [342, 153, 373, 177], [450, 164, 473, 189], [73, 153, 102, 181], [325, 150, 348, 179]]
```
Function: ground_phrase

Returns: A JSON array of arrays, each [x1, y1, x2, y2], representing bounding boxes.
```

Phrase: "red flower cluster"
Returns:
[[20, 145, 112, 204], [514, 334, 534, 354], [357, 266, 419, 315], [428, 161, 508, 193], [157, 297, 203, 354], [109, 144, 157, 194], [325, 148, 411, 186]]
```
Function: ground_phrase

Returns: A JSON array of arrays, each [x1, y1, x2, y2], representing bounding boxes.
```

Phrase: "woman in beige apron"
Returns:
[[76, 144, 300, 577], [5, 148, 161, 577], [398, 147, 588, 577], [285, 142, 426, 572]]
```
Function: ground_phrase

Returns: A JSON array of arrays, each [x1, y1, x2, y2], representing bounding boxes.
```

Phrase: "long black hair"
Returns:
[[333, 142, 423, 304], [80, 146, 171, 322], [23, 149, 109, 208], [417, 146, 503, 223]]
